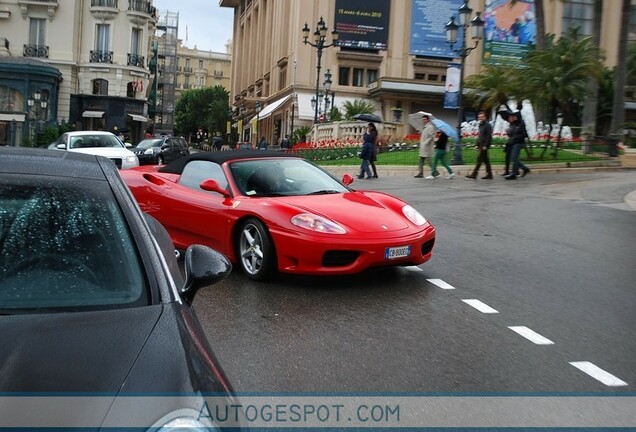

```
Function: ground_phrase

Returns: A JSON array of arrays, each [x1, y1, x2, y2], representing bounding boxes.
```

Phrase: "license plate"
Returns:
[[385, 245, 411, 260]]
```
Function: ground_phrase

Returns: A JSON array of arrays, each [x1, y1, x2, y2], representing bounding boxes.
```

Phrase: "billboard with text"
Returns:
[[335, 0, 391, 50], [410, 0, 463, 57]]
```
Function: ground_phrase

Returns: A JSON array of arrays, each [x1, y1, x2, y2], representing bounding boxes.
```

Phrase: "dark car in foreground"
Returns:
[[132, 136, 190, 165], [0, 147, 235, 429]]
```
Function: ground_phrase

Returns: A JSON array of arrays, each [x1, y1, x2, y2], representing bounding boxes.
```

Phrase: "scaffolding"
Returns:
[[153, 10, 178, 135]]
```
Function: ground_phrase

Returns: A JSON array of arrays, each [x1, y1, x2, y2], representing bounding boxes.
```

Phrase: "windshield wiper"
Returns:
[[307, 190, 341, 195]]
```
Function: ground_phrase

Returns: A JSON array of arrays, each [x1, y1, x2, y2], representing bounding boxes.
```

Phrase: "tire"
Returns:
[[157, 155, 165, 165], [236, 218, 276, 281]]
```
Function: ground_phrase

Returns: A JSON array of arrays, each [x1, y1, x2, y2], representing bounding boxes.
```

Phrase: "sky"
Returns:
[[152, 0, 234, 53]]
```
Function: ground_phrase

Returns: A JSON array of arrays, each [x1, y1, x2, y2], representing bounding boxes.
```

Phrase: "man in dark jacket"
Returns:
[[466, 111, 493, 179], [505, 112, 530, 180]]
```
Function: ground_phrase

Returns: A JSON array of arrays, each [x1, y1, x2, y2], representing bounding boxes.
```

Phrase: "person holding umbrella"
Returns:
[[357, 123, 378, 180], [414, 114, 435, 178], [426, 130, 455, 179], [505, 112, 530, 180], [466, 111, 493, 179]]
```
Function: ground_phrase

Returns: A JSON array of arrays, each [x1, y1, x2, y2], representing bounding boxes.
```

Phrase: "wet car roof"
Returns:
[[0, 147, 110, 180]]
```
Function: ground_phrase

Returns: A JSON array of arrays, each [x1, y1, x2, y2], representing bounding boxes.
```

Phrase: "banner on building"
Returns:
[[410, 0, 463, 57], [443, 63, 461, 109], [334, 0, 391, 50], [483, 0, 536, 65]]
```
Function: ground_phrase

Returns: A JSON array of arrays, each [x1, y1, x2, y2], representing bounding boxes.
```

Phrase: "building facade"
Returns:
[[175, 41, 232, 97], [0, 0, 157, 146], [220, 0, 633, 145]]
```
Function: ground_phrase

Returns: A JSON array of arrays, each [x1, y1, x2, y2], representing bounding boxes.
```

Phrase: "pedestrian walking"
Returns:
[[466, 111, 493, 179], [504, 112, 530, 180], [426, 131, 455, 179], [368, 123, 379, 178], [358, 123, 377, 179], [258, 136, 268, 150], [414, 115, 435, 178]]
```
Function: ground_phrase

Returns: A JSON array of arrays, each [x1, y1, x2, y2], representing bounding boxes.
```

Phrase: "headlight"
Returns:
[[126, 156, 138, 163], [402, 204, 427, 226], [151, 409, 220, 432], [291, 213, 347, 234], [144, 148, 155, 155]]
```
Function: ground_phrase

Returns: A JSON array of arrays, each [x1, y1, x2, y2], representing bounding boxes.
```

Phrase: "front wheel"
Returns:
[[236, 218, 276, 281]]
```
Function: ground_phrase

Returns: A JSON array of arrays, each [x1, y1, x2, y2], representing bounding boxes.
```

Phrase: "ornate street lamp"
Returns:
[[302, 17, 339, 124], [445, 2, 484, 165]]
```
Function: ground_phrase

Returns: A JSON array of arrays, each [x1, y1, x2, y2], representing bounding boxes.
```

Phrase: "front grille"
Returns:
[[109, 158, 123, 169], [322, 250, 360, 267]]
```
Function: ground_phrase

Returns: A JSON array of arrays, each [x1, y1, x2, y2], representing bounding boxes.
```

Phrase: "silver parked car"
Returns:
[[53, 131, 139, 169]]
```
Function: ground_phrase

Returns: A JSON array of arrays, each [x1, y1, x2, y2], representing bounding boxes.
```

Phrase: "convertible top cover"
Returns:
[[158, 150, 301, 174]]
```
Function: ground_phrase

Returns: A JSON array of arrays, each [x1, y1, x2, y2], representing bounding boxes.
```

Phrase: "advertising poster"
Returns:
[[443, 63, 461, 109], [410, 0, 463, 57], [334, 0, 391, 50], [483, 0, 536, 65]]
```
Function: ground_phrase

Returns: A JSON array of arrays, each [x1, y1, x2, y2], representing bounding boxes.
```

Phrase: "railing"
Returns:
[[23, 44, 49, 58], [127, 53, 145, 67], [184, 66, 193, 73], [128, 0, 152, 13], [312, 121, 401, 144], [90, 50, 113, 63], [91, 0, 117, 6]]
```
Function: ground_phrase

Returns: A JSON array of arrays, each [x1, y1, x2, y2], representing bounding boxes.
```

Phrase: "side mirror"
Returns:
[[125, 143, 133, 148], [342, 173, 354, 186], [200, 179, 231, 198], [57, 143, 67, 150], [182, 245, 232, 303]]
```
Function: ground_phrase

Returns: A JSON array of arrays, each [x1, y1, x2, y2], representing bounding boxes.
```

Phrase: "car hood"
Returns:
[[0, 305, 162, 392], [69, 147, 135, 158], [276, 191, 411, 234]]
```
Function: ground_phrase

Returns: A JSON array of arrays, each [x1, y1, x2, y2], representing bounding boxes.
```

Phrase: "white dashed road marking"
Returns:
[[508, 326, 555, 345], [405, 266, 423, 272], [569, 361, 628, 386], [462, 299, 499, 314], [427, 279, 455, 289]]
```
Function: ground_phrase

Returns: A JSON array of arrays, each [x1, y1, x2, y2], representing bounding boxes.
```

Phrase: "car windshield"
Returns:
[[136, 139, 163, 149], [0, 175, 149, 313], [230, 158, 349, 197], [69, 134, 125, 149]]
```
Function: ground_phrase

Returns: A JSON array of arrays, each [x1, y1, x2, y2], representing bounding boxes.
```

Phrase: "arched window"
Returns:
[[93, 79, 108, 95]]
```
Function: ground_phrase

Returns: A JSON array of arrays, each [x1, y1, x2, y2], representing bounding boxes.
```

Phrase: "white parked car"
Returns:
[[53, 131, 139, 169]]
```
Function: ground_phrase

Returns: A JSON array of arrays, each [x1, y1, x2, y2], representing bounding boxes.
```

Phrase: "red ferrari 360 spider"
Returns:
[[121, 151, 436, 280]]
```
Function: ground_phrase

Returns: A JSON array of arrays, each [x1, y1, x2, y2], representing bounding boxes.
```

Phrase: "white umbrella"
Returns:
[[407, 111, 433, 131]]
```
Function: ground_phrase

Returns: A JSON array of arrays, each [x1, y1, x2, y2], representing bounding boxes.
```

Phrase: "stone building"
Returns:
[[219, 0, 634, 145], [0, 0, 156, 146]]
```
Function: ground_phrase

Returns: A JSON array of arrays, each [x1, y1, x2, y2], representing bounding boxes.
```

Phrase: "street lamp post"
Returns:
[[323, 69, 333, 121], [445, 2, 484, 165], [254, 100, 261, 148], [302, 17, 339, 124]]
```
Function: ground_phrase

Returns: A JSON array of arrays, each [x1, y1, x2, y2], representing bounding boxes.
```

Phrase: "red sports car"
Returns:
[[121, 151, 436, 280]]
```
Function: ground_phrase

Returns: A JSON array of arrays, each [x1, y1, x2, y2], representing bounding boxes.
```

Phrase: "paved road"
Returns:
[[193, 171, 636, 393]]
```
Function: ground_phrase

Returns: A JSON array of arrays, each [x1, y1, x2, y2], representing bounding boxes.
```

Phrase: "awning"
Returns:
[[248, 95, 292, 123], [82, 111, 105, 118], [128, 113, 148, 122], [0, 113, 25, 122]]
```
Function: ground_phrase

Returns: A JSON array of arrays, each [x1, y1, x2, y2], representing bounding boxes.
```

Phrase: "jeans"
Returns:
[[358, 159, 372, 178], [431, 149, 453, 176], [472, 149, 492, 176], [509, 143, 528, 175]]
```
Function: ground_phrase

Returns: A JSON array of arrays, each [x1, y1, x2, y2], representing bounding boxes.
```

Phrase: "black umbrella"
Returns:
[[353, 113, 383, 123], [497, 110, 512, 121]]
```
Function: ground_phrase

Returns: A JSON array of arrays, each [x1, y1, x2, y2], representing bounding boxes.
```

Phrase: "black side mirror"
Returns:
[[182, 245, 231, 303]]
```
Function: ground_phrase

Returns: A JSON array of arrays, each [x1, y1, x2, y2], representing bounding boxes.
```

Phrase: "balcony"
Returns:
[[214, 70, 224, 77], [127, 53, 145, 68], [18, 0, 58, 21], [183, 66, 193, 74], [90, 50, 113, 64], [127, 0, 155, 24], [23, 44, 49, 58], [90, 0, 118, 21]]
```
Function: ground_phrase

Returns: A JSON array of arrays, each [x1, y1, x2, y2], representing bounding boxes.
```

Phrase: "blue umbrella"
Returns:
[[431, 118, 459, 142]]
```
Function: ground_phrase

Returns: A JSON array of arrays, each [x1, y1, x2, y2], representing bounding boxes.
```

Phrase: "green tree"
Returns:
[[341, 99, 376, 120], [464, 64, 523, 112], [524, 28, 603, 126], [174, 86, 230, 138]]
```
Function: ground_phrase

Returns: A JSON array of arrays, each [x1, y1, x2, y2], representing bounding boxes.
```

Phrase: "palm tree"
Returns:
[[341, 99, 377, 120], [581, 0, 604, 145], [464, 64, 523, 112]]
